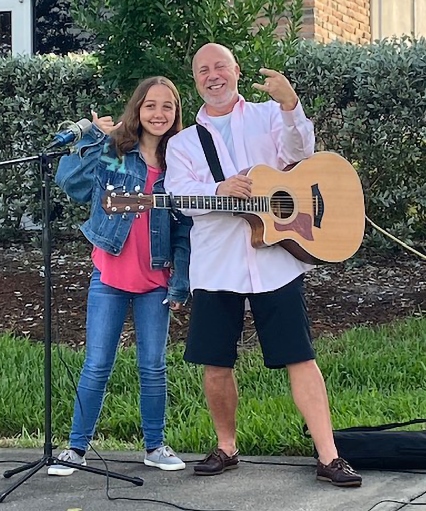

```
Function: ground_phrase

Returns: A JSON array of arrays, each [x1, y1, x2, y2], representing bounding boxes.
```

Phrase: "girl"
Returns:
[[49, 77, 191, 475]]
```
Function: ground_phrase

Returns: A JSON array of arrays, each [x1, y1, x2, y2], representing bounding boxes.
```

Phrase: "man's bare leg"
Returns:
[[204, 365, 238, 455], [287, 359, 338, 465]]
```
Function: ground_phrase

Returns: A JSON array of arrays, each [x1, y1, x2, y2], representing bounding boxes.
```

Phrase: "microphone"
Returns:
[[47, 118, 92, 149]]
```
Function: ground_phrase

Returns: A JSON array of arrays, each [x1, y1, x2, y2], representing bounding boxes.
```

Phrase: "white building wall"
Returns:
[[0, 0, 33, 55], [371, 0, 426, 40]]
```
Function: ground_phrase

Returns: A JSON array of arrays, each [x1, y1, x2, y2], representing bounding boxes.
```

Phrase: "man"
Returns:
[[164, 43, 362, 487]]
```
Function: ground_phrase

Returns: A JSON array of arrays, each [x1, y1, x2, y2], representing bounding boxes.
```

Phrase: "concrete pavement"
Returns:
[[0, 449, 425, 511]]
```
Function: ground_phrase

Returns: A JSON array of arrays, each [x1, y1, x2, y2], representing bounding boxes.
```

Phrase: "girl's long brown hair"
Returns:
[[110, 76, 182, 170]]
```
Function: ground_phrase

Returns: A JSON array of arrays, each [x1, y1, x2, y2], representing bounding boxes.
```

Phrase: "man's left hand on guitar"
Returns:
[[216, 174, 252, 199], [252, 68, 299, 112]]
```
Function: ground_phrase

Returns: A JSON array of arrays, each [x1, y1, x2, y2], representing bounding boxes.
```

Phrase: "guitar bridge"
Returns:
[[311, 184, 324, 228]]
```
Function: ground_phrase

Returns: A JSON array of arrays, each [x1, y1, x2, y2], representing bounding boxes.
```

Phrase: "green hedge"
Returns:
[[1, 38, 425, 254], [284, 37, 426, 252], [0, 54, 118, 240]]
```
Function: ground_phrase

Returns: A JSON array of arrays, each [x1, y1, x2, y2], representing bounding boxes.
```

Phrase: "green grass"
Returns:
[[0, 317, 425, 455]]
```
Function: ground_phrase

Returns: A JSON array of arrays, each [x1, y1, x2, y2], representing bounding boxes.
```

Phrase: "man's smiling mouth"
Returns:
[[207, 84, 225, 90]]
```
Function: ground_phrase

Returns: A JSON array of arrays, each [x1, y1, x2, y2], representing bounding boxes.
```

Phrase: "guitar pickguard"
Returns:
[[274, 212, 314, 241]]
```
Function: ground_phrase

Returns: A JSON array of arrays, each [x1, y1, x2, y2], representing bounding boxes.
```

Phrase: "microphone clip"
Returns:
[[46, 118, 92, 150]]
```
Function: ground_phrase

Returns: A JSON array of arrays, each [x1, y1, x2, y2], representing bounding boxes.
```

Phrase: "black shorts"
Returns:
[[184, 275, 315, 369]]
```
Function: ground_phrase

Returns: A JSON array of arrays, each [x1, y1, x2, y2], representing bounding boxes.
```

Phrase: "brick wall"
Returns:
[[300, 0, 371, 43]]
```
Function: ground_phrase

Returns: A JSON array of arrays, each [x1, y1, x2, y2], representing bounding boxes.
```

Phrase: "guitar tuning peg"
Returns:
[[112, 207, 117, 212], [125, 206, 131, 211], [122, 213, 128, 219], [122, 186, 126, 192], [108, 215, 113, 220], [135, 213, 140, 219], [107, 184, 114, 191], [111, 191, 117, 197], [134, 185, 141, 192]]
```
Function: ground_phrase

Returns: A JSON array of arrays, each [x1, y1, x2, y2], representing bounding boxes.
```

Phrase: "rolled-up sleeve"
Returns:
[[271, 101, 315, 168], [55, 125, 107, 203]]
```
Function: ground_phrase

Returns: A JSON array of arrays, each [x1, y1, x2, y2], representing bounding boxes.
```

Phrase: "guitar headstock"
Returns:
[[102, 187, 154, 215]]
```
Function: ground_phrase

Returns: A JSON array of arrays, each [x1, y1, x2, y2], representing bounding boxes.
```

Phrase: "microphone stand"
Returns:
[[0, 150, 144, 503]]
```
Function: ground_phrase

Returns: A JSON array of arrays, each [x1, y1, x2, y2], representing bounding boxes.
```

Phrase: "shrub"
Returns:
[[0, 36, 424, 255], [0, 54, 119, 239], [284, 37, 426, 252], [71, 0, 304, 123], [35, 0, 95, 54]]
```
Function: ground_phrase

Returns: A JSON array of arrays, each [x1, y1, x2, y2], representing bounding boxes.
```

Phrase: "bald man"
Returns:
[[165, 43, 362, 487]]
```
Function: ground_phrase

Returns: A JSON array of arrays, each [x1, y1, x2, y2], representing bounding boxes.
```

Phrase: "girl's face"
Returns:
[[139, 84, 177, 138]]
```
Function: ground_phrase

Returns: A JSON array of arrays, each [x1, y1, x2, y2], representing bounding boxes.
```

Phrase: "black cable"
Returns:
[[51, 280, 236, 511], [2, 455, 426, 511], [106, 492, 234, 511], [4, 257, 425, 511], [366, 500, 426, 511], [87, 456, 426, 474], [52, 290, 130, 500], [3, 454, 424, 476], [365, 485, 426, 510], [240, 459, 316, 467], [87, 457, 317, 467], [86, 455, 426, 511]]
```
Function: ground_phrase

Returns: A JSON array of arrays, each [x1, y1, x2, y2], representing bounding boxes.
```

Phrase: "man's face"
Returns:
[[193, 45, 240, 116]]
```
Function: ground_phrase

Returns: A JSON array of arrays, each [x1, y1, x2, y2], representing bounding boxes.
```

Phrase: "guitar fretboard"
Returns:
[[153, 195, 270, 212]]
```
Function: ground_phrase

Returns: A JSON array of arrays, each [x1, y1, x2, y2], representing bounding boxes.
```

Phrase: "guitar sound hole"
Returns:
[[270, 191, 294, 219]]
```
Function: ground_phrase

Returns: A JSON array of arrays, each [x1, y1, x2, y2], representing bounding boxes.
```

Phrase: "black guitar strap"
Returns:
[[196, 124, 225, 183]]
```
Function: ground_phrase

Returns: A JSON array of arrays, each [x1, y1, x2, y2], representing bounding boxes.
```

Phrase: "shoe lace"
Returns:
[[333, 457, 356, 474], [159, 445, 175, 458], [202, 450, 219, 463], [60, 449, 77, 462]]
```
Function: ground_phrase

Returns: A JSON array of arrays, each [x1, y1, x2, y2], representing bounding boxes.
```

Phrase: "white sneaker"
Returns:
[[144, 446, 185, 471], [48, 449, 87, 476]]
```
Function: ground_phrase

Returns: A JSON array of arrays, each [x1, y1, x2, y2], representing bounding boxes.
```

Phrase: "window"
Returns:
[[0, 0, 33, 55], [0, 10, 11, 56]]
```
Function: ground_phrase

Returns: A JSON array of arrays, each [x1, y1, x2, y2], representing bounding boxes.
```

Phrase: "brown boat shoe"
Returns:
[[194, 448, 240, 476], [317, 457, 362, 487]]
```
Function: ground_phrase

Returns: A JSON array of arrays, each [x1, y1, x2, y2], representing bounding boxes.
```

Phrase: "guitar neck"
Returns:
[[153, 194, 269, 213]]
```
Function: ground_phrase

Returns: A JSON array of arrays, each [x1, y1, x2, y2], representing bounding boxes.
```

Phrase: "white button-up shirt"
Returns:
[[164, 95, 315, 293]]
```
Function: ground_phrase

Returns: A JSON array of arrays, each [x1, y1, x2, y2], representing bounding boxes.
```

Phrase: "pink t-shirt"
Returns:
[[92, 165, 170, 293]]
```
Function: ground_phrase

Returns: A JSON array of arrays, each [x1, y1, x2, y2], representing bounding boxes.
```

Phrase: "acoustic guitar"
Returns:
[[101, 151, 365, 264]]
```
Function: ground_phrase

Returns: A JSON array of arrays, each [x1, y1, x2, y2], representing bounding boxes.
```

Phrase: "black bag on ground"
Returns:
[[305, 419, 426, 470]]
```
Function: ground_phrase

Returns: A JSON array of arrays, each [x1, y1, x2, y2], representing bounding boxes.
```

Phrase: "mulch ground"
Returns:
[[1, 239, 425, 349]]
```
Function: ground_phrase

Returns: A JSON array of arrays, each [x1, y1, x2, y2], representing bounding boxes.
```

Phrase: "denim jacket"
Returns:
[[55, 124, 191, 303]]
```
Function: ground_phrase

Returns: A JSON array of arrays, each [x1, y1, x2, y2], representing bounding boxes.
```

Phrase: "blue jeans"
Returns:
[[69, 268, 170, 451]]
